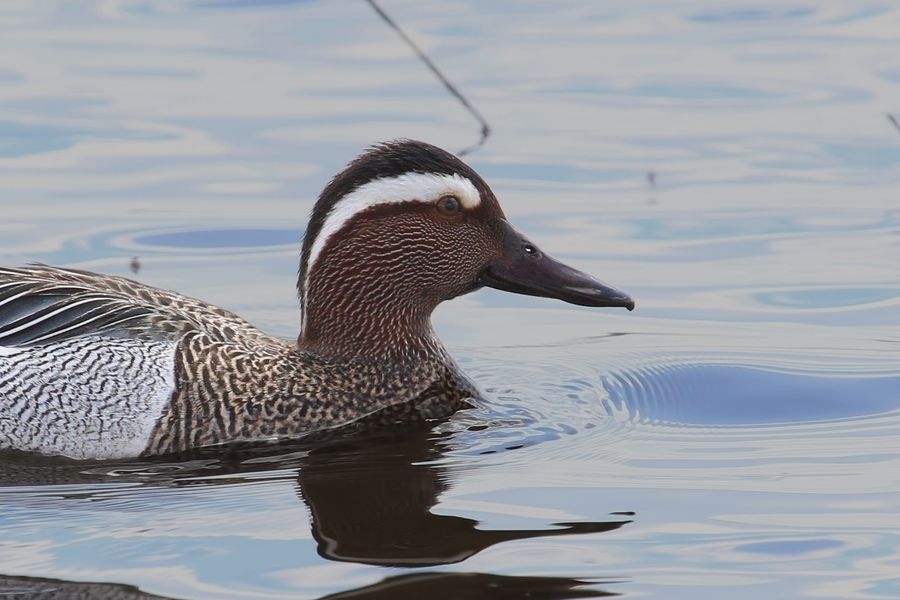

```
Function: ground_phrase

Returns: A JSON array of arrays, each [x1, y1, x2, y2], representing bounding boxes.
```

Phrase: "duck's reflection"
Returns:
[[294, 427, 630, 567], [0, 425, 631, 599], [0, 571, 618, 599], [0, 574, 176, 600], [318, 572, 618, 599]]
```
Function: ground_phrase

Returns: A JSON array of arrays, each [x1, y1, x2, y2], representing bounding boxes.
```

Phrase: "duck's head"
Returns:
[[298, 140, 633, 358]]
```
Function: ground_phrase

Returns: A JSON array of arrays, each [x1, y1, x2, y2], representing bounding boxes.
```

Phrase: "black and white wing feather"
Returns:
[[0, 265, 272, 347]]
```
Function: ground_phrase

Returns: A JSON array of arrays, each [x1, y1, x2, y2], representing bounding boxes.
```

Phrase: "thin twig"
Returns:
[[888, 113, 900, 136], [365, 0, 491, 156]]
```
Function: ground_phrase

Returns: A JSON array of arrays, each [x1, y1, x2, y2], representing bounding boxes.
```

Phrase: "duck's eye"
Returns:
[[436, 195, 461, 215]]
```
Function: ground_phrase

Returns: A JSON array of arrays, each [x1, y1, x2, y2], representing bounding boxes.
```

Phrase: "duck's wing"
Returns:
[[0, 265, 273, 347]]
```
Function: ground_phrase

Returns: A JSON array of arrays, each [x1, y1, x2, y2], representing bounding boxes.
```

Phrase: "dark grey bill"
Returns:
[[480, 220, 635, 310]]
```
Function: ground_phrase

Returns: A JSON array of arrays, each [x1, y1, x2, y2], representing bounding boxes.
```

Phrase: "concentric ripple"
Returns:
[[441, 327, 900, 463]]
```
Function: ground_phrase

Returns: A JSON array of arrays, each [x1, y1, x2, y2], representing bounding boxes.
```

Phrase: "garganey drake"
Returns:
[[0, 140, 634, 460]]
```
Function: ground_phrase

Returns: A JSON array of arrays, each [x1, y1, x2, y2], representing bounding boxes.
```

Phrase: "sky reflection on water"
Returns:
[[0, 0, 899, 598]]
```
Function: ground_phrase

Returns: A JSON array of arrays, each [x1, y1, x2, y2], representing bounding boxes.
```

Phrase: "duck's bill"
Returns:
[[479, 221, 635, 311]]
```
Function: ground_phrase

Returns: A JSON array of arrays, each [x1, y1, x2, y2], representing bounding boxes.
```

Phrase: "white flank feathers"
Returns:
[[0, 339, 177, 459]]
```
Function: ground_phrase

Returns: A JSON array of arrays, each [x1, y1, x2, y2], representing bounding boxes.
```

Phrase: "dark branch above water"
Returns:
[[365, 0, 491, 156]]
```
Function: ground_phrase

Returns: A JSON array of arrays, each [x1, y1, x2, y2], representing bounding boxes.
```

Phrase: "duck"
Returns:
[[0, 140, 634, 460]]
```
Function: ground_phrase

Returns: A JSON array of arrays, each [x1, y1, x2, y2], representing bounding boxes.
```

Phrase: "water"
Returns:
[[1, 1, 899, 598]]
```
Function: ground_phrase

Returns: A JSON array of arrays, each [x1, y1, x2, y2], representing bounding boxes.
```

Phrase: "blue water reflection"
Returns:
[[0, 122, 82, 157], [756, 287, 900, 309], [135, 228, 298, 249], [605, 364, 900, 425], [689, 7, 815, 22], [736, 539, 843, 555]]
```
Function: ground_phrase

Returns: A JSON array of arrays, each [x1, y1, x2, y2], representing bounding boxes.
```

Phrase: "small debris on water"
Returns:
[[647, 171, 658, 205]]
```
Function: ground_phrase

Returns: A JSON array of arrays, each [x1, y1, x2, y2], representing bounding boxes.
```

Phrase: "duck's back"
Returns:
[[0, 265, 280, 459]]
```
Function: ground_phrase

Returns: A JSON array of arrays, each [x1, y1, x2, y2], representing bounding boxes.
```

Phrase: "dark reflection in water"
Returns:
[[318, 572, 617, 599], [0, 426, 629, 599], [0, 572, 616, 600], [0, 575, 176, 600], [294, 428, 630, 567]]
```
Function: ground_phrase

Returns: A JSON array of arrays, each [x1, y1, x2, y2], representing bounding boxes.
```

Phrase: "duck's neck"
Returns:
[[298, 286, 443, 362]]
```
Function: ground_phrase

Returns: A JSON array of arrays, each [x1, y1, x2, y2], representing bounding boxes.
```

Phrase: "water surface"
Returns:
[[1, 1, 899, 598]]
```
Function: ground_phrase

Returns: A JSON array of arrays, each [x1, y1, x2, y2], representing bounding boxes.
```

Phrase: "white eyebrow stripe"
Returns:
[[303, 171, 481, 307]]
